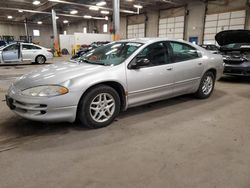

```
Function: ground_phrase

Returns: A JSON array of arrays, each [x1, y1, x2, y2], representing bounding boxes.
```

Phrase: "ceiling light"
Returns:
[[89, 6, 99, 11], [105, 16, 108, 20], [63, 20, 69, 24], [37, 21, 42, 24], [83, 15, 92, 19], [18, 10, 23, 13], [56, 16, 59, 19], [96, 1, 106, 6], [33, 1, 41, 5], [100, 10, 109, 15], [7, 16, 13, 19], [133, 4, 143, 9], [70, 10, 78, 14]]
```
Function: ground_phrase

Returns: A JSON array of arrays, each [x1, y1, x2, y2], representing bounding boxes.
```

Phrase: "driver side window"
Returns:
[[4, 44, 19, 51], [135, 42, 169, 67]]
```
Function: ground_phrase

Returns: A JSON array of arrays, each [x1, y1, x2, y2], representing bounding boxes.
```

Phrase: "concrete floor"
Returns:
[[0, 58, 250, 188]]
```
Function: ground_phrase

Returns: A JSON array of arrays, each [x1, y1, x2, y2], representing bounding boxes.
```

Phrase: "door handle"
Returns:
[[198, 62, 202, 65], [166, 67, 173, 71]]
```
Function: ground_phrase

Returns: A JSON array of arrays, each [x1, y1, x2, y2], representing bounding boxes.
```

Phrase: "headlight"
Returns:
[[22, 85, 68, 97]]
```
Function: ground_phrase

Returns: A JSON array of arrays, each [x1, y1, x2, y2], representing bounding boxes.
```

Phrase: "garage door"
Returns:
[[204, 10, 246, 44], [158, 16, 185, 40], [127, 24, 145, 39]]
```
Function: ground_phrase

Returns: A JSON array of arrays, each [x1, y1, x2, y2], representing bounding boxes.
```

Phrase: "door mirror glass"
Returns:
[[130, 57, 150, 69]]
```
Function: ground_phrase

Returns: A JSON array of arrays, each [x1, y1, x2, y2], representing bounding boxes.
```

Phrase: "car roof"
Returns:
[[119, 38, 185, 44]]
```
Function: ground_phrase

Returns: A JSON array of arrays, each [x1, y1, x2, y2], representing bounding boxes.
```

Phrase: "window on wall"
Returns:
[[204, 10, 246, 44], [103, 24, 108, 33], [83, 27, 87, 33], [158, 16, 184, 39], [127, 23, 145, 39], [33, 29, 40, 37]]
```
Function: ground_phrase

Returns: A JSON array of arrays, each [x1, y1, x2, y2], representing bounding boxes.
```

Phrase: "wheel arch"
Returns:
[[76, 81, 127, 120], [206, 68, 217, 80], [35, 54, 47, 63]]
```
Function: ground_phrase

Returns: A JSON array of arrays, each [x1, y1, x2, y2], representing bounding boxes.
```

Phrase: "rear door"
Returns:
[[2, 43, 21, 63], [167, 41, 204, 95], [22, 44, 42, 62]]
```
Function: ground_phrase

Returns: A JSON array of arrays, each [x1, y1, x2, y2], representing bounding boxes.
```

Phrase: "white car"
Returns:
[[0, 43, 53, 64]]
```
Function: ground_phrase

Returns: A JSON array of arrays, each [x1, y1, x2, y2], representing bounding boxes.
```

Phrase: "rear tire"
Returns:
[[195, 71, 215, 99], [35, 55, 46, 64], [78, 85, 120, 129]]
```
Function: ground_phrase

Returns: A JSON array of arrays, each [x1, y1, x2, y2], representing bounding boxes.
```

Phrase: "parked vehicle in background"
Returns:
[[216, 30, 250, 76], [71, 41, 110, 59], [6, 38, 224, 129], [200, 44, 220, 54], [0, 43, 53, 64], [0, 40, 7, 47]]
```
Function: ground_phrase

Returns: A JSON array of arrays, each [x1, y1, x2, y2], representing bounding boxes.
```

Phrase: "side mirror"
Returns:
[[129, 58, 150, 69]]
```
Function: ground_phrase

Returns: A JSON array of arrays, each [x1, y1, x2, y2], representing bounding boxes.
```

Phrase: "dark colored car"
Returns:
[[0, 41, 7, 47], [71, 41, 110, 59], [200, 44, 220, 54], [216, 30, 250, 76]]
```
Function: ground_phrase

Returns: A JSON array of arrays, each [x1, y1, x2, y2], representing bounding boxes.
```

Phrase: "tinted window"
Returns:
[[136, 42, 169, 67], [169, 42, 199, 62], [22, 45, 41, 50], [4, 44, 19, 51]]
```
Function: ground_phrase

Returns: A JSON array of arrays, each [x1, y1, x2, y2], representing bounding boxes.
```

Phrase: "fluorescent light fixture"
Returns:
[[105, 16, 108, 20], [70, 10, 78, 14], [63, 20, 69, 24], [56, 16, 59, 19], [133, 4, 143, 9], [100, 10, 109, 14], [89, 6, 99, 11], [7, 15, 13, 19], [83, 15, 92, 19], [37, 21, 42, 24], [96, 1, 106, 6], [18, 10, 23, 13], [33, 1, 41, 5]]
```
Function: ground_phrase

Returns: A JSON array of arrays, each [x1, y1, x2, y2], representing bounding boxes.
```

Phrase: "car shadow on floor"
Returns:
[[0, 89, 227, 143]]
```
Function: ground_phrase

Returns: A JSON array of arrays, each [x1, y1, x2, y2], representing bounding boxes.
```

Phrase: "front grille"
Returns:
[[13, 100, 47, 115], [223, 59, 244, 65]]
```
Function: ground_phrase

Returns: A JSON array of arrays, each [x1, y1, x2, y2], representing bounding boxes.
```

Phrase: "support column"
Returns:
[[51, 9, 59, 56], [24, 18, 29, 43], [112, 0, 120, 41]]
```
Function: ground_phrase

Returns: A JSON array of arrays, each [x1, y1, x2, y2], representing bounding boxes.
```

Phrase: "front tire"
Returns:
[[35, 55, 46, 64], [78, 85, 120, 129], [195, 71, 215, 99]]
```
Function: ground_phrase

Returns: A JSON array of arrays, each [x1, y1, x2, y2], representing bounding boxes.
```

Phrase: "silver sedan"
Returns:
[[0, 43, 53, 64], [6, 38, 224, 128]]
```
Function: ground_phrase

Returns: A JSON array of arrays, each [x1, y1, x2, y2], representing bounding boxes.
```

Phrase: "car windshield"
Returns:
[[77, 42, 142, 66], [221, 43, 250, 50]]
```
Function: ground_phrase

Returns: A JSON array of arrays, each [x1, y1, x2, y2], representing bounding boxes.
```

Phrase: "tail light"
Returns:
[[47, 49, 52, 53]]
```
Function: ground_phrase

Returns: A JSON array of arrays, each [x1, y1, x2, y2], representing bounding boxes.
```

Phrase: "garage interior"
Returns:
[[0, 0, 250, 187]]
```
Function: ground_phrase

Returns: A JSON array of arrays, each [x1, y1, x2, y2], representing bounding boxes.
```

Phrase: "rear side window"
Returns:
[[22, 45, 41, 50], [169, 41, 199, 63]]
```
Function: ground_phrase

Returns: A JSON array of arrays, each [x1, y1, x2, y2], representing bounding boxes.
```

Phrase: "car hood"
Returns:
[[215, 30, 250, 46], [13, 61, 106, 90]]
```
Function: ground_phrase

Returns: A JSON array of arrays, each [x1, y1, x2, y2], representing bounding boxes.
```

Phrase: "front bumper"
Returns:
[[6, 85, 79, 123], [223, 62, 250, 76]]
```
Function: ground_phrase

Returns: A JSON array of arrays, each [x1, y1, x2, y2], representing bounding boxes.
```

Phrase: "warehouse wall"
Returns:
[[62, 20, 109, 35], [120, 0, 250, 44], [0, 22, 53, 48]]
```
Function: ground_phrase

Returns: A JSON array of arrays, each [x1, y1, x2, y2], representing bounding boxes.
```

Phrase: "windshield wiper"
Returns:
[[80, 58, 105, 65]]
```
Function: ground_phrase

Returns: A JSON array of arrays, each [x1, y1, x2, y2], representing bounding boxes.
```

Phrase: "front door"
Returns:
[[2, 43, 21, 63], [126, 42, 174, 107]]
